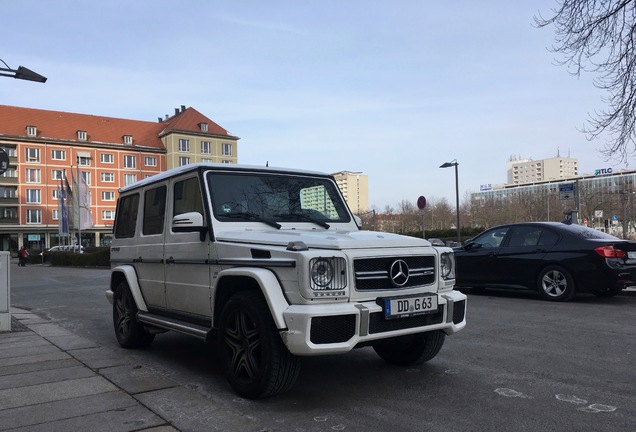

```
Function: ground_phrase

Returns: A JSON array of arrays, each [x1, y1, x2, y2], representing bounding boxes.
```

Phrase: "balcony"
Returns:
[[0, 197, 18, 204], [0, 218, 18, 225], [0, 177, 18, 185]]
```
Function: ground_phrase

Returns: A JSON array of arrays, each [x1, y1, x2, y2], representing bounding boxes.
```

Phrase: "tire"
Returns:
[[537, 265, 575, 301], [373, 330, 446, 366], [218, 291, 301, 399], [113, 282, 155, 348]]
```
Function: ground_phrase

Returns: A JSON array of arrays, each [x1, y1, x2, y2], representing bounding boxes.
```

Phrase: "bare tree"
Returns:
[[536, 1, 636, 162]]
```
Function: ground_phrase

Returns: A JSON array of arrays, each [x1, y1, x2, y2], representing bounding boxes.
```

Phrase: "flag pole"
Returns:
[[76, 157, 81, 253]]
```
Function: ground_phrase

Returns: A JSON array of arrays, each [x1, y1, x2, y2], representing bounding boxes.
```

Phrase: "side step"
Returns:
[[137, 311, 213, 342]]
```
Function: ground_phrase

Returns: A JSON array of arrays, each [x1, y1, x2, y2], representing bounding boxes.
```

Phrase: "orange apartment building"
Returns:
[[0, 104, 239, 254]]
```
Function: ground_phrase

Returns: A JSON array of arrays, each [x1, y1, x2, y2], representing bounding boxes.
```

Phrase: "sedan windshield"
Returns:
[[207, 171, 351, 224]]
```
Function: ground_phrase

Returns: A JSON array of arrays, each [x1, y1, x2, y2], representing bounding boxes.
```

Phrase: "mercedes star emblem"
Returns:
[[389, 259, 410, 287]]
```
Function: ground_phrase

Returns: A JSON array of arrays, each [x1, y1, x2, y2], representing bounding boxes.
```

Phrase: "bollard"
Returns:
[[0, 251, 9, 331]]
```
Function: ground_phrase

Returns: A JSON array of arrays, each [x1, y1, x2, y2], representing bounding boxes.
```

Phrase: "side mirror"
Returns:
[[172, 212, 207, 240]]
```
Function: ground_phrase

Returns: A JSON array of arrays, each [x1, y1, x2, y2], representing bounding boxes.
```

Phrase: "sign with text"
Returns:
[[559, 183, 575, 200]]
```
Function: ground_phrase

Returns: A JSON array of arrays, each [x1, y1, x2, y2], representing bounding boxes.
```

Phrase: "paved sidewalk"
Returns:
[[0, 308, 266, 432]]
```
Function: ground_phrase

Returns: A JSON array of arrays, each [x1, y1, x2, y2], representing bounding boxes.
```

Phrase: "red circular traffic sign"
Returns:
[[417, 195, 427, 210]]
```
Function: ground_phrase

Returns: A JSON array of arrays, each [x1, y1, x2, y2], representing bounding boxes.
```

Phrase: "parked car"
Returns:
[[106, 163, 466, 398], [454, 221, 636, 301], [40, 245, 85, 260]]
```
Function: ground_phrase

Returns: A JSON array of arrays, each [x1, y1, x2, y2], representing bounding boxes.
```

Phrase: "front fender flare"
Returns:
[[109, 265, 148, 312], [215, 267, 289, 329]]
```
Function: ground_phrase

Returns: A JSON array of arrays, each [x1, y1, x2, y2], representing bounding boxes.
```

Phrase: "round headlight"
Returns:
[[440, 253, 454, 278], [311, 259, 334, 287]]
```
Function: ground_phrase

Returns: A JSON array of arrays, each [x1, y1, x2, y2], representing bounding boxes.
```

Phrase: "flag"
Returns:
[[57, 176, 70, 235], [73, 170, 93, 230]]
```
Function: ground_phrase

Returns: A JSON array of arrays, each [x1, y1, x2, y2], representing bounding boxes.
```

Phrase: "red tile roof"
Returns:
[[0, 105, 236, 150]]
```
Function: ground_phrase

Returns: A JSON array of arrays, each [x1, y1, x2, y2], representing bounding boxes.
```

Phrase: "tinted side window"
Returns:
[[174, 177, 204, 217], [507, 226, 544, 247], [538, 229, 559, 247], [114, 194, 139, 238], [474, 227, 509, 248], [143, 186, 167, 235]]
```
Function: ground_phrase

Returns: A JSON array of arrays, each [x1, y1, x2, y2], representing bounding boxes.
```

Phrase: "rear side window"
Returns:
[[173, 177, 204, 217], [114, 194, 139, 238], [143, 186, 167, 235]]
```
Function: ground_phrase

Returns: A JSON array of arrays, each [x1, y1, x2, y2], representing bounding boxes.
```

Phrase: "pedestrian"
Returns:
[[18, 246, 29, 267]]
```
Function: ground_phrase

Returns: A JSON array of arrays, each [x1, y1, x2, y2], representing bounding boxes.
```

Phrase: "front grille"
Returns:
[[310, 315, 356, 344], [354, 256, 436, 290], [368, 305, 444, 334]]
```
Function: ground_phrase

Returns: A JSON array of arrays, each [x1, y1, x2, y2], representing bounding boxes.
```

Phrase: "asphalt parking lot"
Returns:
[[3, 263, 636, 431]]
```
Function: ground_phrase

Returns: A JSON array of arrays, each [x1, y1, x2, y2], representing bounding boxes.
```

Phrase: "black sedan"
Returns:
[[454, 221, 636, 301]]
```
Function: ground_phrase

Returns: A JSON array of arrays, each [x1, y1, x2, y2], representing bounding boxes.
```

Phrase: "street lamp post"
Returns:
[[0, 59, 47, 83], [440, 160, 460, 244]]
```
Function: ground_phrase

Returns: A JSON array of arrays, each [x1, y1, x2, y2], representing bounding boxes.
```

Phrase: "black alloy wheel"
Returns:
[[218, 291, 300, 399], [113, 281, 155, 348]]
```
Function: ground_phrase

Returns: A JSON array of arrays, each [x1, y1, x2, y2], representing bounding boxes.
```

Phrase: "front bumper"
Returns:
[[280, 290, 467, 356]]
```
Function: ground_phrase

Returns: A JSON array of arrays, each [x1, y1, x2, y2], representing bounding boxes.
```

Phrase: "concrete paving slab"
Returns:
[[99, 364, 179, 395], [68, 346, 131, 369], [0, 375, 118, 410], [0, 351, 71, 367], [0, 342, 62, 360], [0, 365, 96, 390], [0, 391, 139, 430], [135, 386, 266, 432], [5, 404, 166, 432], [0, 333, 51, 350], [137, 427, 180, 432], [0, 358, 80, 377]]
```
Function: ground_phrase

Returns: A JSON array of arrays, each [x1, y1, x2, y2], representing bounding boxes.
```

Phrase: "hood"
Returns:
[[215, 228, 431, 250]]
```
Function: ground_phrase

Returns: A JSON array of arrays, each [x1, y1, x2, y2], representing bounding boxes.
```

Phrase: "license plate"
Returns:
[[380, 294, 438, 319], [629, 252, 636, 259]]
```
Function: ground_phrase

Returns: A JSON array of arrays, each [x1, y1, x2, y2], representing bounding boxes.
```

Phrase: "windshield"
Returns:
[[207, 171, 352, 225]]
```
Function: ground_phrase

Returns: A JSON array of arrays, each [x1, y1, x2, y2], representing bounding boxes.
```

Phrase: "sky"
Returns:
[[1, 0, 623, 210]]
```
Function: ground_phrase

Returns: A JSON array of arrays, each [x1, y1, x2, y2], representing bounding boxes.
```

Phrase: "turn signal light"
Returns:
[[594, 245, 626, 258]]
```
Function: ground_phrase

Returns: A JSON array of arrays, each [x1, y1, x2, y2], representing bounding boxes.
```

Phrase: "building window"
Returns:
[[202, 158, 212, 163], [77, 130, 87, 141], [102, 191, 115, 201], [178, 139, 190, 152], [200, 141, 211, 154], [101, 172, 115, 182], [52, 170, 64, 180], [144, 156, 157, 167], [52, 189, 60, 200], [81, 171, 91, 185], [199, 122, 208, 132], [102, 210, 116, 220], [25, 148, 40, 163], [26, 125, 37, 137], [222, 160, 232, 164], [25, 168, 41, 183], [101, 153, 114, 164], [26, 209, 41, 224], [51, 150, 66, 160], [52, 209, 59, 220], [222, 143, 232, 156], [123, 135, 133, 145], [124, 155, 137, 169], [124, 174, 137, 186], [77, 156, 91, 166], [179, 157, 190, 166], [26, 189, 41, 203]]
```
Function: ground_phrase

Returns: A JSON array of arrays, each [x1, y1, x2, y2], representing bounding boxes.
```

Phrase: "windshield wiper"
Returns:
[[223, 212, 281, 229], [274, 213, 330, 229]]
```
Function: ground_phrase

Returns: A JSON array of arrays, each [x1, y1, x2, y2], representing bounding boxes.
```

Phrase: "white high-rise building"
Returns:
[[506, 154, 578, 185]]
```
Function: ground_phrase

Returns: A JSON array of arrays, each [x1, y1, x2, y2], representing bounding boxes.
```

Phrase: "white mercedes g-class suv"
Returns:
[[106, 163, 466, 398]]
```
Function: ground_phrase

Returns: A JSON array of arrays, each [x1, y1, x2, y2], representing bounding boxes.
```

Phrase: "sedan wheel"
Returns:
[[537, 265, 575, 301]]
